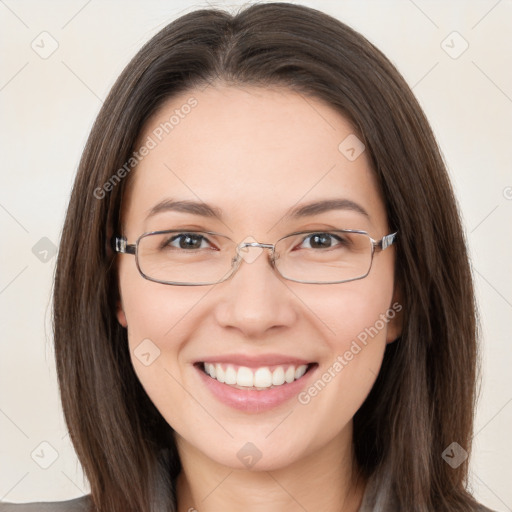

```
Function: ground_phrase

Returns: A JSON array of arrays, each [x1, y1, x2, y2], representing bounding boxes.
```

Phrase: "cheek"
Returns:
[[119, 280, 204, 427], [293, 278, 395, 422], [333, 291, 393, 348], [308, 265, 396, 353], [119, 262, 202, 344], [117, 268, 202, 393]]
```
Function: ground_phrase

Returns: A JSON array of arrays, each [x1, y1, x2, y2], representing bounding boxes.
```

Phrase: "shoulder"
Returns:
[[357, 472, 498, 512], [0, 495, 92, 512]]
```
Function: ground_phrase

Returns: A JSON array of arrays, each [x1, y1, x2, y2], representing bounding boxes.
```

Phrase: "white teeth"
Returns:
[[204, 362, 214, 377], [224, 365, 237, 385], [202, 362, 310, 390], [237, 366, 254, 387], [272, 366, 285, 386], [216, 365, 225, 383], [285, 366, 295, 383], [295, 365, 308, 379], [254, 367, 272, 388]]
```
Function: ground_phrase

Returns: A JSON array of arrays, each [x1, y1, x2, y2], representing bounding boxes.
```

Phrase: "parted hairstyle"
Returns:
[[53, 3, 484, 511]]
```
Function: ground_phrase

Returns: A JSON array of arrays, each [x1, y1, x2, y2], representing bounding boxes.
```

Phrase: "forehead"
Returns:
[[122, 84, 387, 234]]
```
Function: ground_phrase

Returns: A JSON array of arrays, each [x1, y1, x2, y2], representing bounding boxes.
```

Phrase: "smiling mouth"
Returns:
[[195, 362, 318, 391]]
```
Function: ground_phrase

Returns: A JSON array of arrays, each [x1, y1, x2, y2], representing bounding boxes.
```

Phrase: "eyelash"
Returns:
[[165, 233, 212, 250], [162, 232, 346, 251]]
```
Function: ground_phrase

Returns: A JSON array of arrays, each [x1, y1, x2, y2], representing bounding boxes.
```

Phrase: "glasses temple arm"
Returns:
[[377, 232, 398, 251], [112, 236, 136, 255]]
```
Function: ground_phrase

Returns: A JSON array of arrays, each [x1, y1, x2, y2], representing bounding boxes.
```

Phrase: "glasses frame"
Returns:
[[112, 229, 397, 286]]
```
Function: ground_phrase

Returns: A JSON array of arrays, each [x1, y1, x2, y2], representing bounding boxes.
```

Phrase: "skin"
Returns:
[[116, 83, 402, 512]]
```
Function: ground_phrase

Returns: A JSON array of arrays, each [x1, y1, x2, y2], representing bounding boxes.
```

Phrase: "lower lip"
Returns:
[[195, 363, 318, 413]]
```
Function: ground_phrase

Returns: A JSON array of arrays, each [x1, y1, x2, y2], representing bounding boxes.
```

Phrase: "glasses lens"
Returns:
[[137, 231, 236, 285], [274, 230, 372, 283], [136, 230, 373, 285]]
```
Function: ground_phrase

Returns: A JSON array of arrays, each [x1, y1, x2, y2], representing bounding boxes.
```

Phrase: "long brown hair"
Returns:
[[53, 3, 484, 511]]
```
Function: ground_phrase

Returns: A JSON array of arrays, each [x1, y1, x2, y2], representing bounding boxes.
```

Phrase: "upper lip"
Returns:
[[196, 354, 315, 368]]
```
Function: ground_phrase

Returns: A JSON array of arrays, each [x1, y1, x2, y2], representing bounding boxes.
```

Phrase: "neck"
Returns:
[[175, 422, 366, 512]]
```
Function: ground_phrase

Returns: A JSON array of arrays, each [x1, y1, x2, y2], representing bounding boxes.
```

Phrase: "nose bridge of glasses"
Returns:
[[235, 240, 276, 266], [238, 241, 274, 250]]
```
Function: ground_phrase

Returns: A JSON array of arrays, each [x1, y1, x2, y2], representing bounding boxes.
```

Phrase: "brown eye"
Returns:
[[159, 233, 212, 251], [298, 233, 345, 250]]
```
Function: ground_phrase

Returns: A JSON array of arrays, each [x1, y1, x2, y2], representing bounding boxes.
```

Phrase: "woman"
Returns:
[[0, 2, 497, 511]]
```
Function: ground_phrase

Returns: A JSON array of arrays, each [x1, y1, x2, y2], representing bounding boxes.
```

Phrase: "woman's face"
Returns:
[[116, 84, 401, 471]]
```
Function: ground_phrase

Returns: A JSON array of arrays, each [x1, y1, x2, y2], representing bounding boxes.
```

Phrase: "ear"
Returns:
[[116, 299, 128, 328], [386, 284, 403, 344]]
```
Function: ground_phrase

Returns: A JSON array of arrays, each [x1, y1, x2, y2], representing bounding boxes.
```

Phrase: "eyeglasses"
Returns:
[[112, 229, 397, 286]]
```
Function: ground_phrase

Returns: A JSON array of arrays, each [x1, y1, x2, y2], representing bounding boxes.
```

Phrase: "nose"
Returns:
[[212, 243, 298, 338]]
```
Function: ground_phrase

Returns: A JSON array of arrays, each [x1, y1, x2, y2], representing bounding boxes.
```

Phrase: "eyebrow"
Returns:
[[145, 197, 370, 221]]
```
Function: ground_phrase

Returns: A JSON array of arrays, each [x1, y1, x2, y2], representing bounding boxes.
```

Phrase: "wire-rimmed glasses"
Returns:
[[112, 228, 397, 286]]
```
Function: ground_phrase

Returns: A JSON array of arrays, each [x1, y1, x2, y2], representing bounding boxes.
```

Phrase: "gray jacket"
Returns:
[[0, 471, 498, 511]]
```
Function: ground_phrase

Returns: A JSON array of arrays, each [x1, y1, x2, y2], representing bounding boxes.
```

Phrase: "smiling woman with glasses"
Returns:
[[1, 3, 497, 512]]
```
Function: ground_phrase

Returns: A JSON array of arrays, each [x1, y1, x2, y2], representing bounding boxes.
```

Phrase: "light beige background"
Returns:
[[0, 0, 511, 509]]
